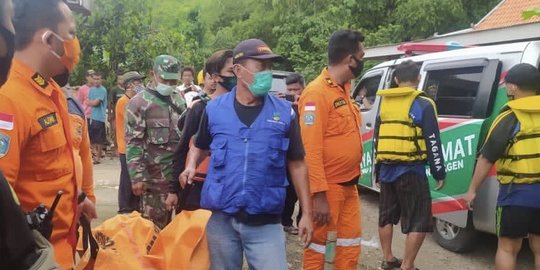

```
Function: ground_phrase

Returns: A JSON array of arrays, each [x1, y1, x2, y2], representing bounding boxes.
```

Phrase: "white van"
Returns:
[[354, 41, 540, 252]]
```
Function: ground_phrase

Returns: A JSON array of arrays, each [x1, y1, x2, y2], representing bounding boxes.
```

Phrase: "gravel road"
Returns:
[[93, 159, 535, 270]]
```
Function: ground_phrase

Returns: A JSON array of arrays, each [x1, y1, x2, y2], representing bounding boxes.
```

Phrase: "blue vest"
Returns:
[[201, 89, 292, 215]]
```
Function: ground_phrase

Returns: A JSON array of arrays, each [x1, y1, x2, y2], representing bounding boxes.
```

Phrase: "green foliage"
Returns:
[[74, 0, 502, 86], [522, 7, 540, 20]]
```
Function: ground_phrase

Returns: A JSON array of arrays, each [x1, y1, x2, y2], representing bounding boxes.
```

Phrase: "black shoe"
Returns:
[[380, 257, 402, 270]]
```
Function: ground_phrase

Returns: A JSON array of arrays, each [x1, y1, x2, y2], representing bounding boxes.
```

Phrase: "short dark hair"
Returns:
[[505, 63, 540, 92], [328, 30, 365, 65], [205, 49, 233, 75], [181, 67, 195, 77], [13, 0, 65, 50], [394, 60, 420, 83], [285, 73, 304, 87], [92, 71, 102, 78]]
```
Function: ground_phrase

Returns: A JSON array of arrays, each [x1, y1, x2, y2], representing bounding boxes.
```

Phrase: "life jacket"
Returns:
[[202, 88, 292, 214], [495, 95, 540, 185], [376, 87, 429, 162]]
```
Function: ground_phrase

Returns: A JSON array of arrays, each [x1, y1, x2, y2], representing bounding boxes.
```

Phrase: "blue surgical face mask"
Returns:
[[240, 66, 273, 97], [156, 82, 173, 96]]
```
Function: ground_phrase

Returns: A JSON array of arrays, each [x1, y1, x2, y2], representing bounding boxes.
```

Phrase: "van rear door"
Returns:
[[420, 58, 500, 227]]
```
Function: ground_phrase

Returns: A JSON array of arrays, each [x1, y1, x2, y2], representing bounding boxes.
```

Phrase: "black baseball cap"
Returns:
[[233, 39, 282, 63], [505, 63, 540, 92]]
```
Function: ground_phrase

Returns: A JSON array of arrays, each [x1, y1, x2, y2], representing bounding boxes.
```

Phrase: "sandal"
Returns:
[[380, 257, 402, 270], [283, 226, 299, 235]]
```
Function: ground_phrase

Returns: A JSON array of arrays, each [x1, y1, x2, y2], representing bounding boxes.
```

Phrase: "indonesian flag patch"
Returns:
[[304, 101, 316, 111], [0, 113, 14, 131]]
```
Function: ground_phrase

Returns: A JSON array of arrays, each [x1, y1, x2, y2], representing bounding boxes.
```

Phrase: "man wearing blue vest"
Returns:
[[181, 39, 313, 270]]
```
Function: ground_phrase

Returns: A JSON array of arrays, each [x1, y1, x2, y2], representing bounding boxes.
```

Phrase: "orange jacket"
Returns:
[[0, 59, 78, 269], [115, 95, 129, 154], [67, 104, 96, 203], [298, 68, 363, 194]]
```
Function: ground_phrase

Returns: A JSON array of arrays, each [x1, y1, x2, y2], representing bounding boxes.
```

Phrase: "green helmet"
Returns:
[[153, 55, 181, 80]]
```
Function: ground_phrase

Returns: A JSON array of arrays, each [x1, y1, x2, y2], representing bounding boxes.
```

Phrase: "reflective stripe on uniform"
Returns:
[[307, 237, 363, 254], [307, 242, 326, 254], [337, 237, 362, 247]]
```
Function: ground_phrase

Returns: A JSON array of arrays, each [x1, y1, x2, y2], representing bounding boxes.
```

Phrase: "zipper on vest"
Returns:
[[242, 138, 249, 196]]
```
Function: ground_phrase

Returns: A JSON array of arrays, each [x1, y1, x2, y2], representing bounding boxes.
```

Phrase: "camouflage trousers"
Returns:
[[140, 183, 171, 229]]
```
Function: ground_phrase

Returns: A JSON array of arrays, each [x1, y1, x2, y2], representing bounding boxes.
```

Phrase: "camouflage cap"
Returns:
[[153, 55, 181, 80], [122, 71, 145, 85]]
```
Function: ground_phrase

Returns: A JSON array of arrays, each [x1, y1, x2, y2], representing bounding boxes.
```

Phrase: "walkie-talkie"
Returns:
[[26, 190, 64, 240]]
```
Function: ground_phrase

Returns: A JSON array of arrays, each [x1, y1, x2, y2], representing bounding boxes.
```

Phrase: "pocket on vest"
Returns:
[[269, 138, 289, 168], [201, 181, 224, 209], [210, 139, 227, 168], [260, 186, 286, 213]]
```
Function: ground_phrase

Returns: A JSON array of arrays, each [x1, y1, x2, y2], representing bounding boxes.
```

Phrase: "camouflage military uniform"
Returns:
[[125, 88, 186, 229]]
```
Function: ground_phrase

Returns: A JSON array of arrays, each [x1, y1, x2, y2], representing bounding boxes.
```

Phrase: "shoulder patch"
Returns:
[[304, 112, 315, 126], [333, 97, 347, 109], [0, 113, 14, 131], [304, 101, 316, 112], [0, 133, 10, 158], [38, 112, 58, 129], [32, 73, 48, 89]]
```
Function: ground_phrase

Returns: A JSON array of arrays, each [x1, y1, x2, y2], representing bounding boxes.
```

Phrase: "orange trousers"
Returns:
[[303, 184, 361, 270]]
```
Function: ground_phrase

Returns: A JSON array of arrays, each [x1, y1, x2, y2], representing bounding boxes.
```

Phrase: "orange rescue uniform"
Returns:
[[67, 98, 95, 203], [115, 95, 129, 154], [299, 68, 363, 269], [0, 59, 78, 269]]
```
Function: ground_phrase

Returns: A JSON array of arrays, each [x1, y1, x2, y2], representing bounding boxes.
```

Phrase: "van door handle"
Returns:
[[366, 123, 372, 128]]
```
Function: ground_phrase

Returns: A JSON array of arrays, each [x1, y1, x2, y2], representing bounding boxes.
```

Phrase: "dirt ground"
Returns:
[[93, 158, 535, 270]]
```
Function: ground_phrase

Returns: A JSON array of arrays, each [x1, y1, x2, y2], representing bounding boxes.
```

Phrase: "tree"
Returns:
[[74, 0, 504, 85], [72, 0, 191, 86], [523, 7, 540, 19]]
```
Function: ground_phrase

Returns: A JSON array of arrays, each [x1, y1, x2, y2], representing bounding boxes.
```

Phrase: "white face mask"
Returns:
[[154, 75, 173, 96]]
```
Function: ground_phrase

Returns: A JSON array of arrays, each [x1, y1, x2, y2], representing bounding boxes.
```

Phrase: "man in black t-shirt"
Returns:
[[465, 63, 540, 270], [167, 49, 235, 210]]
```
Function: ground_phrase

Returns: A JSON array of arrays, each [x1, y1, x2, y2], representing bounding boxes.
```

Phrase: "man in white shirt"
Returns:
[[176, 66, 202, 107]]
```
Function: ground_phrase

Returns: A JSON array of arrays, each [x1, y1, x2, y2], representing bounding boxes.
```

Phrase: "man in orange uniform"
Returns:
[[0, 0, 81, 268], [300, 29, 365, 269], [55, 76, 97, 219], [116, 71, 144, 213]]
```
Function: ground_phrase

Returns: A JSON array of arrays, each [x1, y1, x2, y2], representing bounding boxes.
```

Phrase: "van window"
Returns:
[[424, 66, 484, 117], [353, 75, 381, 112]]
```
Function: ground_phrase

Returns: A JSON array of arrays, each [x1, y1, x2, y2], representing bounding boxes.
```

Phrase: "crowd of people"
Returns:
[[0, 0, 540, 270]]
